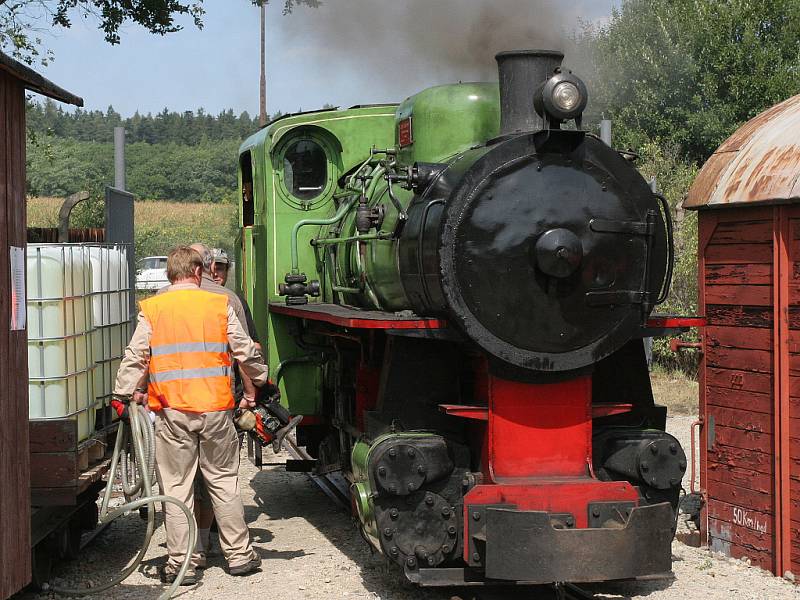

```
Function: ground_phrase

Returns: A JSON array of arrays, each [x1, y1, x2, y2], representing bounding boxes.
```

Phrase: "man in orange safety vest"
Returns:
[[113, 246, 270, 584]]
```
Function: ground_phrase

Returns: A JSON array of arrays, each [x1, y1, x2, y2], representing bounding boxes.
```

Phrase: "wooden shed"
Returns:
[[0, 52, 82, 599], [685, 93, 800, 578]]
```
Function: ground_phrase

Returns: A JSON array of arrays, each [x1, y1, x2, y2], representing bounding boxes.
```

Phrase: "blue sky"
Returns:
[[38, 0, 616, 117]]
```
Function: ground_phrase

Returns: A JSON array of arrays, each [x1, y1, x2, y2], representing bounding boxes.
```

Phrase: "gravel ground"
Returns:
[[18, 417, 799, 600]]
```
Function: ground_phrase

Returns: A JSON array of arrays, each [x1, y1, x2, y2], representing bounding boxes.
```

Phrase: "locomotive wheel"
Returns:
[[29, 544, 53, 591]]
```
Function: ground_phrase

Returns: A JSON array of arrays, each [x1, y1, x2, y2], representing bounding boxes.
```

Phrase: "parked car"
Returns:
[[135, 256, 168, 291]]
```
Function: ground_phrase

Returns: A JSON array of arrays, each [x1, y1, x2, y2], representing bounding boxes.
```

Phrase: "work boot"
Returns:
[[272, 415, 303, 453], [159, 565, 197, 585], [193, 552, 207, 570], [229, 557, 262, 576]]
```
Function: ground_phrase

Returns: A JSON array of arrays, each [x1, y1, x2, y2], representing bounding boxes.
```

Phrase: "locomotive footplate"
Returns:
[[465, 502, 674, 583]]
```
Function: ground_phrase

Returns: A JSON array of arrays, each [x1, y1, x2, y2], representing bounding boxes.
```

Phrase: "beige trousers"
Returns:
[[154, 408, 256, 570]]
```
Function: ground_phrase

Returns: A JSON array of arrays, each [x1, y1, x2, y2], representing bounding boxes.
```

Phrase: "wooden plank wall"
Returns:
[[700, 207, 776, 572], [786, 213, 800, 576], [0, 69, 32, 597], [700, 205, 800, 576]]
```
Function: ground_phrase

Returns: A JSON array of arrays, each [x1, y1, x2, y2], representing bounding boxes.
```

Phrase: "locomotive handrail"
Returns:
[[654, 192, 674, 305]]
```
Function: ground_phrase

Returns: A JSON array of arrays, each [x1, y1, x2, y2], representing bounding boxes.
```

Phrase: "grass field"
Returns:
[[27, 196, 239, 259], [650, 367, 699, 415]]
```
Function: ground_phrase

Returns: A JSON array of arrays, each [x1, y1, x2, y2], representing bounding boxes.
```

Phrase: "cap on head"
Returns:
[[212, 248, 229, 265], [188, 243, 214, 272]]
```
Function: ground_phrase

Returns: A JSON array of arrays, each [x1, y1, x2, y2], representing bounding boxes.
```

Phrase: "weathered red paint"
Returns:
[[457, 373, 644, 564], [270, 302, 699, 335], [268, 302, 446, 330], [695, 204, 799, 577], [646, 316, 707, 328], [591, 403, 634, 418], [670, 339, 703, 352], [462, 480, 639, 563], [438, 405, 488, 420], [488, 376, 592, 480], [463, 481, 639, 527], [774, 206, 792, 575]]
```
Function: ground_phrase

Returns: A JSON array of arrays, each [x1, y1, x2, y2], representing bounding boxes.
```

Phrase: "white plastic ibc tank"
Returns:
[[110, 323, 125, 357], [27, 297, 91, 339], [29, 369, 95, 441], [90, 245, 132, 326], [90, 365, 103, 407], [27, 245, 92, 339], [94, 360, 108, 401], [88, 246, 108, 292], [89, 246, 109, 326], [109, 292, 123, 324], [27, 244, 96, 442], [118, 246, 129, 289], [27, 244, 91, 299], [28, 335, 92, 378]]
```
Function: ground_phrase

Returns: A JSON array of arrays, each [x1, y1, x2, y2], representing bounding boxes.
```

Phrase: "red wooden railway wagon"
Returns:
[[685, 93, 800, 578], [0, 53, 82, 599]]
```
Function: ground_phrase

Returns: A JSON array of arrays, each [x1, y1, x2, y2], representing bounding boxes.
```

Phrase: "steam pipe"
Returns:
[[290, 196, 357, 274], [289, 162, 385, 275]]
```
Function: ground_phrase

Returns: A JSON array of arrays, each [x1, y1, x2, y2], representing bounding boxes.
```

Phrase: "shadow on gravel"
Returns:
[[244, 468, 584, 600], [582, 574, 675, 599]]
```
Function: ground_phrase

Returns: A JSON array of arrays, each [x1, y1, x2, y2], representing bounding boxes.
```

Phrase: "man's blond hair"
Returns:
[[166, 246, 203, 283]]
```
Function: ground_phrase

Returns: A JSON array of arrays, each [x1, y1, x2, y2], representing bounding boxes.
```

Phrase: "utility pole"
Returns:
[[114, 126, 126, 190], [259, 1, 267, 126]]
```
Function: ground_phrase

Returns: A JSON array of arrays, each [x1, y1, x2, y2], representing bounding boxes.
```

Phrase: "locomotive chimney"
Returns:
[[496, 49, 564, 135]]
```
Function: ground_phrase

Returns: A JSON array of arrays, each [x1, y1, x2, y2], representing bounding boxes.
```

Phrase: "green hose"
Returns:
[[46, 403, 197, 600]]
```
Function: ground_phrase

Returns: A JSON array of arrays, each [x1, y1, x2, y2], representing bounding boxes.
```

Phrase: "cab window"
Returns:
[[283, 139, 327, 201]]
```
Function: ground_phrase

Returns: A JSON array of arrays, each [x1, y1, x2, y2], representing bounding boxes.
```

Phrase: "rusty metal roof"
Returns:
[[0, 52, 83, 106], [685, 94, 800, 209]]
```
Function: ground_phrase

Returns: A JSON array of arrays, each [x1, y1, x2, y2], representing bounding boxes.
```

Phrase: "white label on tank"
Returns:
[[10, 246, 25, 330], [732, 506, 768, 534]]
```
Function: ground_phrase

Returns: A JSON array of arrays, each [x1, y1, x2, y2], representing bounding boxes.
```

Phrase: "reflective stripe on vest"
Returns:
[[140, 289, 233, 413], [150, 365, 231, 383], [150, 342, 229, 356]]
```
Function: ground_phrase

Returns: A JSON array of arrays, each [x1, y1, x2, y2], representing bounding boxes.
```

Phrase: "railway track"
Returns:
[[283, 436, 596, 600], [283, 435, 350, 508]]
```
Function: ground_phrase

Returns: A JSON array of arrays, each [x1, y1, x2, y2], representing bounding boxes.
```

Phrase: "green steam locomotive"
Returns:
[[235, 49, 689, 586]]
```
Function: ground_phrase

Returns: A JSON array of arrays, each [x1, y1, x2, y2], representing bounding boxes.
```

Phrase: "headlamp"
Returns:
[[534, 69, 588, 125], [552, 81, 582, 112]]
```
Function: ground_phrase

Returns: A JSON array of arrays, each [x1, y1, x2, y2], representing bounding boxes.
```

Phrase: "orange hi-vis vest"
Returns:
[[140, 289, 234, 413]]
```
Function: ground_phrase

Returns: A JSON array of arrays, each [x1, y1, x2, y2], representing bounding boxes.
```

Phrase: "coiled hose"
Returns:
[[46, 403, 196, 600]]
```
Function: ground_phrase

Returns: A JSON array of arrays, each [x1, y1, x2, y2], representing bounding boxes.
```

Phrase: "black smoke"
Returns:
[[281, 0, 575, 83]]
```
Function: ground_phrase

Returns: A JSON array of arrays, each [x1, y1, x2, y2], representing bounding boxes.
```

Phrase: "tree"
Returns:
[[582, 0, 800, 162], [1, 1, 203, 64]]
